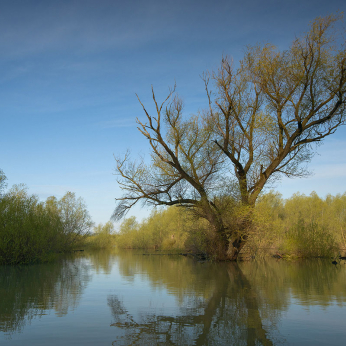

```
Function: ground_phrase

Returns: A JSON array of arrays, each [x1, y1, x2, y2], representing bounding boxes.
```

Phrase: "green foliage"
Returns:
[[85, 221, 116, 249], [244, 191, 343, 258], [116, 216, 139, 248], [116, 191, 346, 259], [0, 169, 7, 197], [244, 191, 285, 257], [281, 219, 337, 258], [276, 192, 341, 257], [0, 186, 93, 265], [116, 208, 188, 250], [50, 191, 93, 248]]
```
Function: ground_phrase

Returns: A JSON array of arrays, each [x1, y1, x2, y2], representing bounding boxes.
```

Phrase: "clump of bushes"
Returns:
[[115, 208, 188, 250], [244, 191, 343, 258], [0, 184, 93, 265], [116, 191, 346, 259], [85, 221, 116, 249], [281, 219, 337, 258]]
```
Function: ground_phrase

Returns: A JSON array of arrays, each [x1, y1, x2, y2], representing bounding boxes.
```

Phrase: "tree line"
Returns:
[[1, 167, 345, 263], [115, 190, 346, 259], [0, 169, 118, 264], [0, 170, 93, 264]]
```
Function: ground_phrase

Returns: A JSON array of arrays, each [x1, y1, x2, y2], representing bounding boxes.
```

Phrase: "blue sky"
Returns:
[[1, 0, 346, 227]]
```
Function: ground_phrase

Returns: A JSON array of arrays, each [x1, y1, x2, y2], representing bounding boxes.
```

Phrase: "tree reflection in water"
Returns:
[[108, 262, 279, 346], [0, 256, 91, 335], [2, 250, 345, 344], [86, 248, 118, 275]]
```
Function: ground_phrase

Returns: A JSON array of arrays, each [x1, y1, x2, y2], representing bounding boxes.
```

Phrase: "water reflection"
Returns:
[[109, 259, 279, 345], [110, 253, 346, 345], [1, 250, 345, 345], [86, 249, 118, 274], [0, 256, 91, 335]]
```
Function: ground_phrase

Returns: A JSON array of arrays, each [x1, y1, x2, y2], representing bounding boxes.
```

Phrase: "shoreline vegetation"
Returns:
[[0, 179, 93, 265], [109, 191, 346, 261], [1, 180, 346, 264]]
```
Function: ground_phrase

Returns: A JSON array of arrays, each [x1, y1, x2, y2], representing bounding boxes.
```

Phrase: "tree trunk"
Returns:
[[226, 204, 253, 261], [206, 228, 249, 261], [228, 234, 248, 261], [213, 231, 231, 261], [200, 199, 253, 261]]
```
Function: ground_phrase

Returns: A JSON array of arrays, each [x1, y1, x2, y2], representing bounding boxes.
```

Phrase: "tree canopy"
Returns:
[[0, 169, 6, 197]]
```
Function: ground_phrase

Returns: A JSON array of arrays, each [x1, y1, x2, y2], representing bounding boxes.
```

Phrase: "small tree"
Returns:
[[0, 187, 93, 264], [53, 192, 93, 247], [113, 14, 346, 260], [0, 169, 6, 197], [88, 221, 116, 249]]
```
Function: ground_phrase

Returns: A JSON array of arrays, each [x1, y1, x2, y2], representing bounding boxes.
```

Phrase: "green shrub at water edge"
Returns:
[[116, 191, 345, 259], [0, 185, 93, 265], [280, 219, 338, 258], [116, 208, 188, 250], [85, 221, 116, 249], [244, 191, 343, 258]]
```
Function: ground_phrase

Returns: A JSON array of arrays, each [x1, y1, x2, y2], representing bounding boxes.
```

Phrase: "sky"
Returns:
[[1, 0, 346, 227]]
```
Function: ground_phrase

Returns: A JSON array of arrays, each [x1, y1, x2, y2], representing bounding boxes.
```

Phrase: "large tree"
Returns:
[[113, 14, 346, 260]]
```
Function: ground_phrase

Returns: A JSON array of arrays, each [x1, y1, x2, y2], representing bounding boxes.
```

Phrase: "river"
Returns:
[[1, 250, 346, 345]]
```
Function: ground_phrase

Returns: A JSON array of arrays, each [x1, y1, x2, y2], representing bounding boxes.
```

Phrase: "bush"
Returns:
[[244, 191, 342, 258], [0, 186, 93, 265], [85, 222, 116, 249], [281, 219, 338, 258], [116, 208, 188, 250]]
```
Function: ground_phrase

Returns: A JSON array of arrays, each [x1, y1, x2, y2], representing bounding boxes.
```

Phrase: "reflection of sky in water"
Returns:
[[280, 299, 346, 346], [88, 263, 182, 315], [1, 253, 346, 345], [1, 257, 185, 345]]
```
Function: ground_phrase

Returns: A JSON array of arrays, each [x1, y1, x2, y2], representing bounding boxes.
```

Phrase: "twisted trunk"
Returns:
[[228, 234, 249, 261], [198, 196, 254, 261], [223, 202, 254, 261]]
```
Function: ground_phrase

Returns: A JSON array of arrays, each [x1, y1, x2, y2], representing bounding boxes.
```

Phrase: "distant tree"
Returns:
[[0, 169, 7, 197], [87, 221, 116, 249], [48, 191, 94, 246], [113, 14, 346, 260], [0, 187, 93, 264], [119, 216, 138, 235]]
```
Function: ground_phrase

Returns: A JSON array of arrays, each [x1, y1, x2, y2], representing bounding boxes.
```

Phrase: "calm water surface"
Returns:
[[1, 250, 346, 345]]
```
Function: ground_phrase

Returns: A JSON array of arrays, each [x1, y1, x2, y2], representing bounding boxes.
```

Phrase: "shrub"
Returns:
[[0, 186, 93, 265], [85, 222, 116, 249], [281, 219, 338, 258]]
